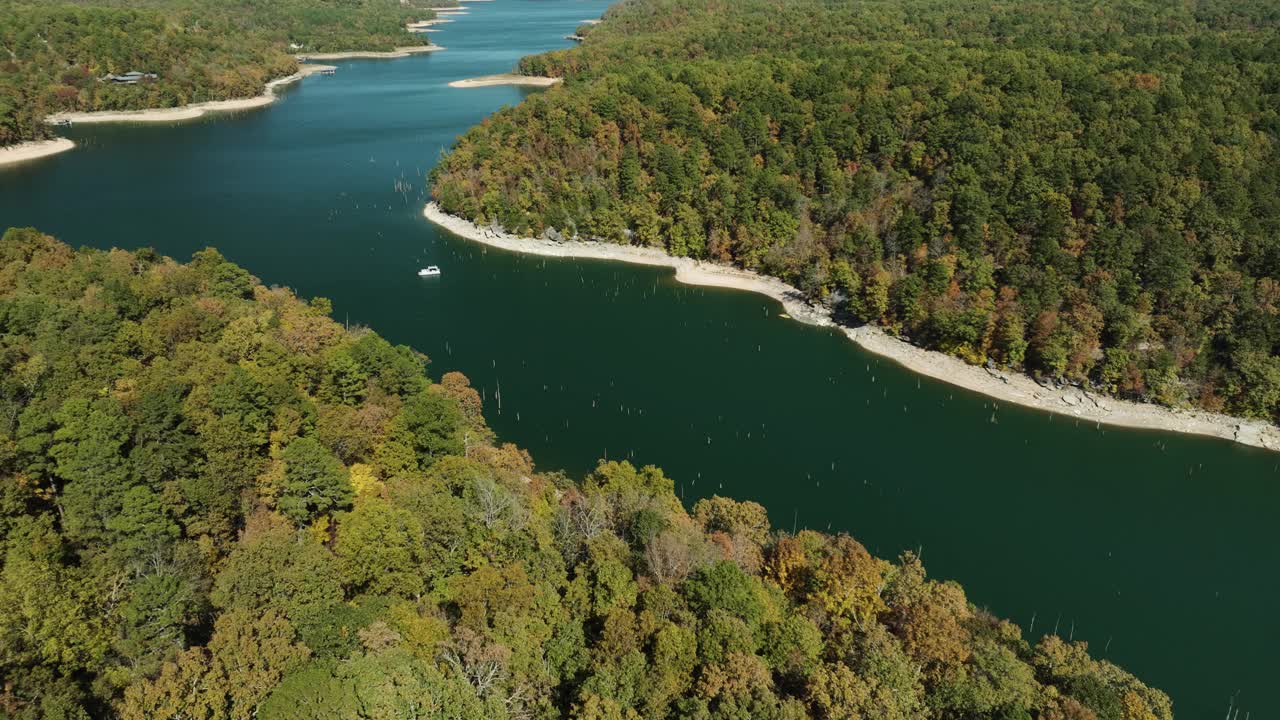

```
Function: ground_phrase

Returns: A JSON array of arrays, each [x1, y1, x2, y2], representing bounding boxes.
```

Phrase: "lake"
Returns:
[[1, 0, 1276, 715]]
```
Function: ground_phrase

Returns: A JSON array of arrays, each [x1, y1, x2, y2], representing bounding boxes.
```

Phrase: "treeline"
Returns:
[[0, 227, 1170, 718], [0, 0, 439, 146], [431, 0, 1280, 423]]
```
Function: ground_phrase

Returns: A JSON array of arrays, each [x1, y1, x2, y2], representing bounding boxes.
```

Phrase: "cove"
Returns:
[[1, 1, 1276, 715]]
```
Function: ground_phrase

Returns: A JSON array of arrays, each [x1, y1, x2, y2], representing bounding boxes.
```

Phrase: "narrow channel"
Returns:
[[1, 1, 1275, 715]]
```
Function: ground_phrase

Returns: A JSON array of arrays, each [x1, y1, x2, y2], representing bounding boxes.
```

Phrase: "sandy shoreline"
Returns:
[[423, 202, 1280, 452], [0, 138, 76, 167], [448, 74, 561, 88], [45, 63, 337, 126], [299, 45, 442, 60], [408, 19, 451, 30]]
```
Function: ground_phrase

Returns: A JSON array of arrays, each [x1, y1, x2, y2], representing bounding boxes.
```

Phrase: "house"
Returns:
[[104, 71, 158, 84]]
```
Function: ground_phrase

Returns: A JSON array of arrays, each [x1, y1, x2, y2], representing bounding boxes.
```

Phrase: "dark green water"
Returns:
[[1, 1, 1277, 715]]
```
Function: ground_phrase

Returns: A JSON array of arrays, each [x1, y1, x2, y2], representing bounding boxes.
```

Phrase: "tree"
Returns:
[[277, 436, 352, 526], [811, 536, 889, 632], [49, 396, 134, 545], [692, 496, 770, 547], [579, 536, 639, 616], [761, 615, 822, 680], [119, 609, 310, 720], [0, 518, 110, 676], [438, 371, 492, 444], [806, 663, 875, 720], [320, 348, 368, 405], [118, 646, 222, 720], [333, 496, 426, 598], [114, 565, 199, 680], [398, 390, 465, 465], [105, 485, 180, 561], [256, 662, 359, 720], [893, 581, 972, 680], [258, 650, 491, 720], [682, 561, 765, 631], [208, 609, 312, 719], [211, 511, 343, 621]]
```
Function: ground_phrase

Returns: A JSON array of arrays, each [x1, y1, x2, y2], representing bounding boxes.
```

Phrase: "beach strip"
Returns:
[[448, 74, 561, 88], [422, 202, 1280, 452], [0, 138, 76, 168], [408, 19, 451, 30], [298, 45, 442, 60]]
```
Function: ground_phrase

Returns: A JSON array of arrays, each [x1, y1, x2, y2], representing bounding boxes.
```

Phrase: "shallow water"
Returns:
[[1, 1, 1277, 715]]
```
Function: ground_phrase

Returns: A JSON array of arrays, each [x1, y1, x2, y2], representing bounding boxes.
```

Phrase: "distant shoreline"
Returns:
[[40, 42, 444, 127], [27, 38, 442, 159], [0, 138, 76, 168], [448, 74, 561, 88], [44, 63, 337, 126], [422, 202, 1280, 453]]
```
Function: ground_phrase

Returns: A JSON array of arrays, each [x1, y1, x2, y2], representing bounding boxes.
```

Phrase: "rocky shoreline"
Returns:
[[422, 202, 1280, 453]]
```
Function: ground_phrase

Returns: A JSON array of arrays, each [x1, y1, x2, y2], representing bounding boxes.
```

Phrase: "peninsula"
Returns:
[[0, 138, 76, 168], [430, 0, 1280, 443], [447, 74, 562, 88]]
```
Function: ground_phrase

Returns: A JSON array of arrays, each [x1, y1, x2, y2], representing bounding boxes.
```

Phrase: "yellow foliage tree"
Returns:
[[811, 536, 889, 632]]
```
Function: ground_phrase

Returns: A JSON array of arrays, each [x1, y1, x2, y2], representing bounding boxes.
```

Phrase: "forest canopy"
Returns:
[[430, 0, 1280, 424], [0, 0, 440, 145], [0, 227, 1171, 718]]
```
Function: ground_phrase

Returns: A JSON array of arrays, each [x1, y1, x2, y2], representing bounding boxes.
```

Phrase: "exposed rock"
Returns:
[[985, 366, 1011, 384]]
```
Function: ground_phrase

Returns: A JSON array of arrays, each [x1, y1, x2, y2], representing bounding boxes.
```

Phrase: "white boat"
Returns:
[[418, 266, 441, 277]]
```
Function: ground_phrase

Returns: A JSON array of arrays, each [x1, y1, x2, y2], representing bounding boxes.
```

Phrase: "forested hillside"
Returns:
[[430, 0, 1280, 424], [0, 0, 438, 146], [0, 227, 1170, 718]]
